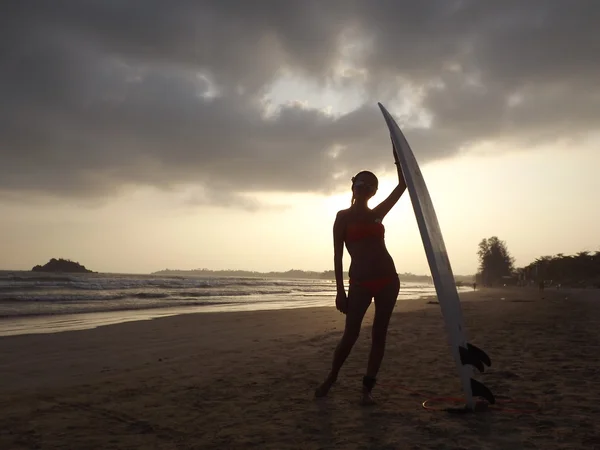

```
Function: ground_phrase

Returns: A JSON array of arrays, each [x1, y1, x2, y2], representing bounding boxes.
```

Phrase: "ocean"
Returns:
[[0, 271, 470, 336]]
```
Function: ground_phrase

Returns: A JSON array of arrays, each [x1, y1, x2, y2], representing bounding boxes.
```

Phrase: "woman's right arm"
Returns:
[[333, 211, 346, 293]]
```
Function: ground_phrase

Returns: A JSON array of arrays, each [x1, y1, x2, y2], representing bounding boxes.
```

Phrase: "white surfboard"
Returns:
[[378, 102, 494, 411]]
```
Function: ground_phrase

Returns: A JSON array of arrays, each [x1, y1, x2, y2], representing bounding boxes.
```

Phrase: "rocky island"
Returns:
[[32, 258, 95, 273]]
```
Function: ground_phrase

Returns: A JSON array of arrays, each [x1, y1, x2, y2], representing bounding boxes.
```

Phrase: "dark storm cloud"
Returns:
[[1, 1, 599, 206]]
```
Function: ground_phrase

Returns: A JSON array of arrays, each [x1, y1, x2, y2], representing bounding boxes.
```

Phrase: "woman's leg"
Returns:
[[315, 284, 372, 397], [362, 276, 400, 404]]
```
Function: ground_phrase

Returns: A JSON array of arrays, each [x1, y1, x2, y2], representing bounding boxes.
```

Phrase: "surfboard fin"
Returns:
[[470, 378, 496, 405], [467, 343, 492, 367], [459, 343, 492, 373]]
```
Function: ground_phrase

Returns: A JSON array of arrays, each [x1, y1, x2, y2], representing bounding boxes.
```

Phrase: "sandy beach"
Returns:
[[1, 287, 599, 449]]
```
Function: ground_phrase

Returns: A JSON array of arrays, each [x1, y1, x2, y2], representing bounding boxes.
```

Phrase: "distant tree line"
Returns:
[[152, 268, 474, 283], [518, 252, 600, 288], [476, 236, 600, 288], [153, 268, 336, 279]]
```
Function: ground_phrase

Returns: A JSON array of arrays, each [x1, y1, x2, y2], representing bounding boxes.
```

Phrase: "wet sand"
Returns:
[[1, 287, 599, 449]]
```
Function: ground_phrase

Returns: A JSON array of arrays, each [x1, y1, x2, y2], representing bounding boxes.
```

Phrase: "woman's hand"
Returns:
[[335, 290, 348, 314], [391, 138, 406, 187]]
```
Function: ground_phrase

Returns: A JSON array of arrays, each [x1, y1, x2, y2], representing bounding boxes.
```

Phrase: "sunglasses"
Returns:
[[352, 178, 377, 190]]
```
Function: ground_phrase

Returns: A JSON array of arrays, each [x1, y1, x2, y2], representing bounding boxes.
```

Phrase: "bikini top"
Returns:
[[345, 220, 385, 243]]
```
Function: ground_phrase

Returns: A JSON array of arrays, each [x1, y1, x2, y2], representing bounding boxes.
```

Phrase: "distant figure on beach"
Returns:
[[315, 141, 407, 405], [538, 280, 545, 299], [473, 282, 477, 291]]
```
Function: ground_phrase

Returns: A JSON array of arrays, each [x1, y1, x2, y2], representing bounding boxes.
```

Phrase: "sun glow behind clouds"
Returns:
[[261, 27, 376, 118], [262, 72, 365, 118]]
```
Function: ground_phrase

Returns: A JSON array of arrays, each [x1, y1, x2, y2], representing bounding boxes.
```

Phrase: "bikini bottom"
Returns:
[[349, 275, 399, 297]]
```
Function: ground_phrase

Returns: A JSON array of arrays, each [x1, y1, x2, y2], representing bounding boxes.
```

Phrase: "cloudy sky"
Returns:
[[1, 1, 599, 275]]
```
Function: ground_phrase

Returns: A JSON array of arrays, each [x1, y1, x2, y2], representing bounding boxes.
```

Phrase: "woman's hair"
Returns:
[[350, 171, 378, 206]]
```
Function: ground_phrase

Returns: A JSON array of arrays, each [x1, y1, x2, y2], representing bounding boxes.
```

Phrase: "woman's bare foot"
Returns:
[[361, 389, 376, 406], [314, 374, 337, 398], [361, 375, 377, 405]]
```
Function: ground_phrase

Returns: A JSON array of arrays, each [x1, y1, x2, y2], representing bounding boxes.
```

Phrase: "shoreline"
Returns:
[[0, 296, 430, 338], [0, 285, 587, 339], [0, 287, 479, 337]]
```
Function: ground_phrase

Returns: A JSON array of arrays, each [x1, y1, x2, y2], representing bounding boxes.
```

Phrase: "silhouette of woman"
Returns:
[[315, 141, 407, 405]]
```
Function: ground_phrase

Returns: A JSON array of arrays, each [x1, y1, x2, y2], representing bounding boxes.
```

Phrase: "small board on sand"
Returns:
[[378, 102, 495, 411]]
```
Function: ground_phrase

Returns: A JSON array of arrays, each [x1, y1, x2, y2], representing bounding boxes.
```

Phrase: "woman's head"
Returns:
[[351, 170, 378, 204]]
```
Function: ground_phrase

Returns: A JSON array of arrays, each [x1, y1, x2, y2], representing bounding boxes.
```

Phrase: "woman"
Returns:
[[315, 142, 407, 405]]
